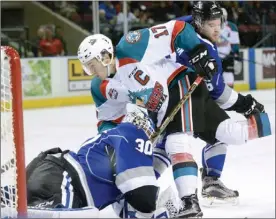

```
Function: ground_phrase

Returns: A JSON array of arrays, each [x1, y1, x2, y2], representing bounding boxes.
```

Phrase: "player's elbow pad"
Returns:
[[125, 185, 159, 213]]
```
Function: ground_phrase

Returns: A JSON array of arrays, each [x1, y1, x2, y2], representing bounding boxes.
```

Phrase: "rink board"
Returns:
[[17, 48, 274, 109]]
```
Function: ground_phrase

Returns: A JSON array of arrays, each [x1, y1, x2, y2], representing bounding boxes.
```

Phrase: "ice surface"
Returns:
[[23, 89, 275, 218]]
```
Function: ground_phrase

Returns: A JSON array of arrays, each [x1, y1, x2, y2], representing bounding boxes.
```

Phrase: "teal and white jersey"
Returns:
[[91, 20, 202, 132], [91, 58, 186, 131], [90, 77, 128, 133], [116, 20, 201, 68], [114, 58, 187, 127], [217, 21, 240, 58]]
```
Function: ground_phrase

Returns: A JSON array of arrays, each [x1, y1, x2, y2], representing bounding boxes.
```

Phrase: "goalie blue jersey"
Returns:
[[68, 123, 156, 209]]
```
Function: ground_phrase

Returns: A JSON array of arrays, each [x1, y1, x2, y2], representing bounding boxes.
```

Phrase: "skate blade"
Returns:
[[201, 196, 239, 207]]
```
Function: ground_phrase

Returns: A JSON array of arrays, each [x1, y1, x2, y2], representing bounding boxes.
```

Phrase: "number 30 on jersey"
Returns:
[[135, 139, 153, 155]]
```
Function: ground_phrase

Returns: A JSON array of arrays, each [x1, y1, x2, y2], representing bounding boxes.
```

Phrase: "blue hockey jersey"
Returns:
[[175, 15, 238, 109], [66, 123, 156, 209]]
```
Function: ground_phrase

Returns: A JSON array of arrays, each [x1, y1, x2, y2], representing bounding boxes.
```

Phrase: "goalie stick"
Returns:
[[150, 76, 203, 142]]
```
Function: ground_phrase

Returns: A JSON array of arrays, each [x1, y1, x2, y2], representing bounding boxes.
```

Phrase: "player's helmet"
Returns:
[[122, 110, 156, 140], [192, 1, 224, 28], [77, 34, 114, 75]]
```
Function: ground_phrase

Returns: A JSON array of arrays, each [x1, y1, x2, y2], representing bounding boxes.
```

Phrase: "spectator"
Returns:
[[149, 2, 168, 22], [99, 2, 117, 25], [115, 2, 139, 32], [59, 1, 81, 23], [242, 1, 261, 24], [98, 2, 117, 39], [32, 27, 45, 57], [55, 25, 68, 55], [166, 1, 182, 19], [133, 5, 154, 27], [39, 27, 64, 57]]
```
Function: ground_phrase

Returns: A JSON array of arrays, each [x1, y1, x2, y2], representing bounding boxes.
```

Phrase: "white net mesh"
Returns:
[[1, 47, 18, 218]]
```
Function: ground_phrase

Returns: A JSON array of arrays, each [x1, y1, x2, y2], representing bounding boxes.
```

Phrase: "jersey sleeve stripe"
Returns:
[[171, 20, 186, 53], [167, 66, 187, 85], [118, 57, 138, 67], [99, 80, 109, 98]]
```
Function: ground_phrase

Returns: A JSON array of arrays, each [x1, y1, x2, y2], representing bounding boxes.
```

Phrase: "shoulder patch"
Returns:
[[125, 30, 141, 44]]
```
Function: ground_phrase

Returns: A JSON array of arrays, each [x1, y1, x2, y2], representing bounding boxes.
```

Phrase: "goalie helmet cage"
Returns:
[[1, 46, 27, 217]]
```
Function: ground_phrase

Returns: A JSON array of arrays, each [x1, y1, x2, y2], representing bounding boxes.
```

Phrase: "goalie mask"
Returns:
[[122, 110, 156, 140]]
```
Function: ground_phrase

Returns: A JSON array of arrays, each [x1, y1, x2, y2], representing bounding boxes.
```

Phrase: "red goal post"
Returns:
[[1, 46, 27, 217]]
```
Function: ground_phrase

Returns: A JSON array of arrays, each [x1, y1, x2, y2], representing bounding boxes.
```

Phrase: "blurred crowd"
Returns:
[[42, 1, 276, 28], [42, 1, 276, 47], [2, 1, 275, 58], [1, 24, 67, 58]]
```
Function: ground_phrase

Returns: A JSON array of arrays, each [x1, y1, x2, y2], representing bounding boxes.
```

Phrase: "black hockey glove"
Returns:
[[188, 44, 218, 80], [243, 95, 265, 118], [222, 55, 235, 72], [226, 93, 265, 118]]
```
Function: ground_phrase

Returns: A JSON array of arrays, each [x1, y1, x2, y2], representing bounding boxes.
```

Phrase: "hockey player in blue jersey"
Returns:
[[174, 1, 269, 204], [6, 111, 176, 218]]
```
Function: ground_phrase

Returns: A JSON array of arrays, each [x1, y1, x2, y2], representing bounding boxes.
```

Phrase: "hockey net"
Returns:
[[1, 46, 27, 218]]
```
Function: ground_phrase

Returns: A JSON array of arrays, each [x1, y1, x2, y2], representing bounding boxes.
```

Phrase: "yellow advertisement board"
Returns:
[[68, 59, 93, 91]]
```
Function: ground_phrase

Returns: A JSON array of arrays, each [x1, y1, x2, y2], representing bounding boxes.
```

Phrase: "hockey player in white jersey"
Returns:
[[217, 7, 241, 88], [2, 111, 179, 218]]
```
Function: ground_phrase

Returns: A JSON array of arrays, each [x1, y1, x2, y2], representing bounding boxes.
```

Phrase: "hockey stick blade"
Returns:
[[150, 76, 203, 142]]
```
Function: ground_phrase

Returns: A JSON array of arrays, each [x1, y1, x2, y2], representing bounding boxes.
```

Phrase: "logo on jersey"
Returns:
[[128, 82, 167, 112], [146, 82, 167, 112], [126, 31, 141, 44], [108, 88, 118, 99]]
